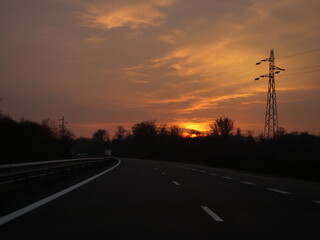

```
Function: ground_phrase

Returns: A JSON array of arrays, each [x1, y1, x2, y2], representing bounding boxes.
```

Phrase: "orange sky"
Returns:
[[1, 0, 320, 137]]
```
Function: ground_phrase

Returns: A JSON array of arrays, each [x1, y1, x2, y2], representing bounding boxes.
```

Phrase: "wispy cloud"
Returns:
[[1, 0, 319, 136], [123, 0, 320, 115], [75, 0, 177, 30]]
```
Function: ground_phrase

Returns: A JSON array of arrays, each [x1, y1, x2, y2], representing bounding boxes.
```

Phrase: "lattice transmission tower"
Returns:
[[255, 49, 285, 138], [59, 116, 68, 137]]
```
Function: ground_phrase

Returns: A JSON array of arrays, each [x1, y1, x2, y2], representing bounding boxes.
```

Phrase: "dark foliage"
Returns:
[[209, 116, 234, 136], [0, 113, 74, 163], [72, 129, 111, 157], [1, 113, 319, 181], [110, 120, 320, 181]]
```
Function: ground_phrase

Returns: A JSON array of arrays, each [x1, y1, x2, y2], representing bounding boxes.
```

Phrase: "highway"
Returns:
[[1, 158, 320, 239]]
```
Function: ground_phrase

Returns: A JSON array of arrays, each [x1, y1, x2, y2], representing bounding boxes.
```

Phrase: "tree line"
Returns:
[[0, 112, 73, 163], [1, 112, 319, 181]]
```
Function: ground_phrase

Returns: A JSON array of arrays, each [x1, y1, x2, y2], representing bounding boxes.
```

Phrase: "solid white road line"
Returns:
[[266, 188, 291, 194], [173, 181, 180, 186], [161, 172, 166, 175], [223, 176, 233, 180], [240, 181, 256, 185], [0, 178, 25, 185], [313, 201, 320, 204], [201, 206, 224, 222], [209, 173, 217, 176], [0, 159, 121, 226]]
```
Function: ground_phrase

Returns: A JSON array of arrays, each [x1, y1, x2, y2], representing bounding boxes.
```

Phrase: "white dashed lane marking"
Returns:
[[266, 188, 291, 194], [240, 181, 256, 185], [222, 176, 233, 180], [176, 165, 320, 203], [201, 206, 224, 222], [173, 181, 180, 186]]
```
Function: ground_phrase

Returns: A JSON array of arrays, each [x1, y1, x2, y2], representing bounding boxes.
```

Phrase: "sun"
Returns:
[[174, 121, 211, 137], [180, 122, 210, 132]]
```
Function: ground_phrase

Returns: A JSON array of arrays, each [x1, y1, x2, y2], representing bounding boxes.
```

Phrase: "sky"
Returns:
[[1, 0, 320, 137]]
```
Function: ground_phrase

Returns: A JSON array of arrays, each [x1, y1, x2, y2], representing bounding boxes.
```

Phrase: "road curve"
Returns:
[[1, 158, 320, 240]]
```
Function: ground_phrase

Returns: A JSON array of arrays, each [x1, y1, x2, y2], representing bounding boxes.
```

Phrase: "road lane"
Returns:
[[174, 161, 320, 200], [1, 158, 229, 240], [0, 159, 119, 217], [142, 159, 320, 239], [1, 158, 320, 239], [0, 159, 121, 226]]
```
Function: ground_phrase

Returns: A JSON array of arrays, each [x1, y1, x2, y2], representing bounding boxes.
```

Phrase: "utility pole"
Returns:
[[255, 49, 285, 138], [59, 116, 68, 137]]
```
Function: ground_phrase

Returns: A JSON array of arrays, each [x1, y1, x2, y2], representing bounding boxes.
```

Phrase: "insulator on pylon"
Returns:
[[255, 49, 285, 138]]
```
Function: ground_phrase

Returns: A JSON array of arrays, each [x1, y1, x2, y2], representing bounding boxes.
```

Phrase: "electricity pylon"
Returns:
[[255, 49, 285, 138], [59, 116, 68, 137]]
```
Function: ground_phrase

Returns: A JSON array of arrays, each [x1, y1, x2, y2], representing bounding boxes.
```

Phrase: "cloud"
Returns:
[[131, 80, 149, 84], [75, 0, 177, 30], [158, 30, 184, 45], [125, 0, 320, 104], [1, 0, 319, 136]]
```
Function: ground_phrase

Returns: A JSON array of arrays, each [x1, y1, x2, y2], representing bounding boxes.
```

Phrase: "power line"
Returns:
[[120, 48, 320, 124], [278, 69, 320, 78], [255, 49, 285, 138], [286, 64, 320, 70], [278, 48, 320, 59]]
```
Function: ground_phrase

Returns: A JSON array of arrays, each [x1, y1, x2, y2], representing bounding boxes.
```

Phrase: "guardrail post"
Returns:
[[0, 157, 111, 187]]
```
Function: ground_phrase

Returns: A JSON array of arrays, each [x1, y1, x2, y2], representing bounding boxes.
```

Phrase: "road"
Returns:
[[1, 158, 320, 239]]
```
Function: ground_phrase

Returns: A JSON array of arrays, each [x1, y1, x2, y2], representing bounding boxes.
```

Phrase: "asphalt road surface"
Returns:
[[1, 158, 320, 239]]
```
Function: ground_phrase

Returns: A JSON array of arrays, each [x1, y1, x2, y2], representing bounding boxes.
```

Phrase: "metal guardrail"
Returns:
[[0, 157, 113, 186]]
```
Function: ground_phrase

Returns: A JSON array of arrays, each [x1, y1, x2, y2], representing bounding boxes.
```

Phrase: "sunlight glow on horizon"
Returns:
[[1, 0, 319, 137]]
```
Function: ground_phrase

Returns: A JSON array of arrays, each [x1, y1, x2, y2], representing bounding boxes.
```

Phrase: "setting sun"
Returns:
[[1, 1, 320, 238], [0, 0, 319, 137], [180, 122, 210, 132]]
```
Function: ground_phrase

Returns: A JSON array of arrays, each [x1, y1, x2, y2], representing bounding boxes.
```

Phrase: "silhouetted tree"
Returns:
[[246, 130, 254, 138], [3, 110, 319, 181], [93, 129, 110, 142], [41, 119, 59, 139], [209, 116, 234, 137], [236, 128, 242, 138], [275, 127, 286, 138], [113, 126, 127, 141], [91, 129, 110, 156], [132, 121, 157, 139], [0, 113, 74, 163], [169, 125, 183, 138], [157, 124, 169, 137]]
